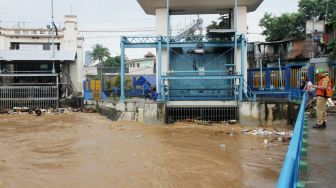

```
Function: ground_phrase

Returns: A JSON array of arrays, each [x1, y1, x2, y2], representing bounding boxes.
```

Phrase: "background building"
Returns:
[[126, 52, 156, 75], [0, 15, 84, 109]]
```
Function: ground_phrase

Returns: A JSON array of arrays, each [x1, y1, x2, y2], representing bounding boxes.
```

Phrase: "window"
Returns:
[[14, 30, 20, 34], [10, 43, 19, 50], [43, 44, 51, 50], [137, 63, 140, 67]]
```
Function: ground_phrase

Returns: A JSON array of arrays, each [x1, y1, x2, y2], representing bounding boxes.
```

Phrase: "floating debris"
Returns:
[[219, 144, 226, 149], [264, 139, 268, 144], [35, 109, 42, 116], [228, 120, 237, 124]]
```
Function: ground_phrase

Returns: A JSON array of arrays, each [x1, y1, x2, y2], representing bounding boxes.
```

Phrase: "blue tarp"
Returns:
[[134, 75, 156, 86]]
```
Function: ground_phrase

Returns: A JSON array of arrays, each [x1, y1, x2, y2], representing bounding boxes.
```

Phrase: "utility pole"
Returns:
[[325, 0, 329, 23], [51, 0, 55, 74], [234, 0, 238, 71], [311, 16, 316, 60], [51, 0, 58, 109]]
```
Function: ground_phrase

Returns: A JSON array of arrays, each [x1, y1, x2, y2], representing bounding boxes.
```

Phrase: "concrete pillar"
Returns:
[[235, 6, 248, 82], [62, 15, 84, 93], [155, 8, 169, 101], [155, 8, 169, 75]]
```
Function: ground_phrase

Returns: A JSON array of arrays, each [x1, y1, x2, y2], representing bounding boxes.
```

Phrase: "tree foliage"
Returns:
[[328, 40, 336, 60], [298, 0, 336, 22], [206, 14, 231, 31], [89, 44, 110, 66], [259, 0, 336, 42], [89, 44, 122, 67], [298, 0, 336, 58], [105, 55, 121, 67], [114, 75, 121, 89], [206, 14, 232, 40], [259, 12, 306, 42]]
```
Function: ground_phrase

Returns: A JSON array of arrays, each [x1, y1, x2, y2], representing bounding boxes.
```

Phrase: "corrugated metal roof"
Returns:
[[0, 50, 77, 61]]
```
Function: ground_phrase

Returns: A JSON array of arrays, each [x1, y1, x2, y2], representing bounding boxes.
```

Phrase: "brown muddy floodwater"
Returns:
[[0, 113, 288, 188]]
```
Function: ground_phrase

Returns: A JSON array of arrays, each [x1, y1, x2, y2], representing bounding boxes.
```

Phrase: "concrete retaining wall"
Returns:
[[87, 99, 299, 126], [88, 100, 163, 124], [240, 101, 299, 126]]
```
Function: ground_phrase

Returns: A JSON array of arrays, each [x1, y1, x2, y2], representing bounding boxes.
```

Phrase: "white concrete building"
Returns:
[[0, 15, 84, 93], [126, 52, 155, 75]]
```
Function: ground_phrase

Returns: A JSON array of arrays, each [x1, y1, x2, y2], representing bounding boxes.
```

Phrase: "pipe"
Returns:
[[120, 37, 126, 102], [157, 36, 162, 101]]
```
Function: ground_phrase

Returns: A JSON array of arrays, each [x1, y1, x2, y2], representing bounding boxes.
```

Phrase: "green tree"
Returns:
[[298, 0, 336, 22], [114, 75, 121, 89], [259, 12, 305, 42], [206, 14, 231, 31], [89, 44, 110, 66], [206, 14, 232, 41], [259, 0, 336, 42], [328, 40, 336, 60], [105, 55, 121, 67], [298, 0, 336, 58]]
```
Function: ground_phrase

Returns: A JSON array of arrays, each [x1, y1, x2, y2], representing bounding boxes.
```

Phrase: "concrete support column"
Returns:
[[232, 6, 247, 81], [155, 8, 169, 77], [156, 7, 170, 102]]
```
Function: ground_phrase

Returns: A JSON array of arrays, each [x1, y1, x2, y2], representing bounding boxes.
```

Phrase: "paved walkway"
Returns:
[[306, 115, 336, 188]]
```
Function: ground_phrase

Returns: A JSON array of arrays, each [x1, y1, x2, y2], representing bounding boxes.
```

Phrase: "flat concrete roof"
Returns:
[[137, 0, 263, 15]]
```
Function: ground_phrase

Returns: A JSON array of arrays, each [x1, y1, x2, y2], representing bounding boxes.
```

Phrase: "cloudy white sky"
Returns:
[[0, 0, 300, 58]]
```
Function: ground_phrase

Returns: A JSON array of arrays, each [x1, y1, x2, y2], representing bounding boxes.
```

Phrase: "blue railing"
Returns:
[[277, 92, 307, 188], [289, 89, 306, 101]]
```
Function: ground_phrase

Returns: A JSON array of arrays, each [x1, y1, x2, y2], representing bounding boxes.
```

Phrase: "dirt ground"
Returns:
[[0, 113, 288, 188]]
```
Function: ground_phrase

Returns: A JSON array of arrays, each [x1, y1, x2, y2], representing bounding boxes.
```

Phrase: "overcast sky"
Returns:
[[0, 0, 300, 58]]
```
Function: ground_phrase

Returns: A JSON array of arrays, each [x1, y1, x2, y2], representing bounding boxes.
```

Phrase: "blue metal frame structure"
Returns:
[[119, 35, 246, 102], [120, 0, 246, 102]]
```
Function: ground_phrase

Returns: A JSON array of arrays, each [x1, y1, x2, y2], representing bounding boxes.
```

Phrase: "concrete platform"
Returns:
[[306, 115, 336, 187]]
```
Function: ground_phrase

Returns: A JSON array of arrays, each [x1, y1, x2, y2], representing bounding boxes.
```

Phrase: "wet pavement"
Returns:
[[306, 115, 336, 188], [0, 113, 288, 188]]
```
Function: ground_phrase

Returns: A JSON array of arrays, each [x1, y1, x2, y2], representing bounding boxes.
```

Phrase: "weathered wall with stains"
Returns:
[[240, 101, 299, 126]]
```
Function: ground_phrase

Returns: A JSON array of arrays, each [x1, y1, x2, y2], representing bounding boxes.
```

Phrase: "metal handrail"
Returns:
[[242, 79, 255, 101], [277, 92, 307, 188]]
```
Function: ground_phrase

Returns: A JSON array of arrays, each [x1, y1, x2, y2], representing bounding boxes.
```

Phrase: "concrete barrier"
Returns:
[[240, 101, 299, 126]]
